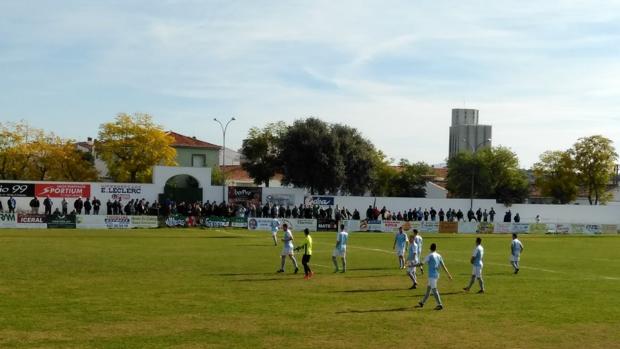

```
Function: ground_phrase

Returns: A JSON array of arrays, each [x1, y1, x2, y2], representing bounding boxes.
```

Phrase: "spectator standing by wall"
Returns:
[[61, 198, 68, 215], [93, 197, 101, 215], [43, 196, 53, 215]]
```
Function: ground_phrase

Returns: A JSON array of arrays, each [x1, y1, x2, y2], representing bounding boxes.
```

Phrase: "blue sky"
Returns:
[[1, 1, 619, 167]]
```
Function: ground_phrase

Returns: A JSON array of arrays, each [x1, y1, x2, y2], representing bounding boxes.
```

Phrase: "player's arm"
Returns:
[[441, 261, 453, 280]]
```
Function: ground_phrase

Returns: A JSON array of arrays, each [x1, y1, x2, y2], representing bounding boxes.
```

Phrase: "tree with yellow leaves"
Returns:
[[97, 113, 176, 183]]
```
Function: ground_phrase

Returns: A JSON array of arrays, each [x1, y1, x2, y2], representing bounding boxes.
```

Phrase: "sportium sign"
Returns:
[[35, 184, 91, 198]]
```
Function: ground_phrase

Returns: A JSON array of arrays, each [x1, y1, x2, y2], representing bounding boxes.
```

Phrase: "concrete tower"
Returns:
[[448, 109, 492, 158]]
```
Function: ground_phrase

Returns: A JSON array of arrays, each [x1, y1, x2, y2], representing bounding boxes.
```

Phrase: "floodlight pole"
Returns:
[[214, 117, 236, 203]]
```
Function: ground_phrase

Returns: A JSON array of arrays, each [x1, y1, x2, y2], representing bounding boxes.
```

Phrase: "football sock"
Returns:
[[291, 256, 299, 269], [466, 275, 476, 289], [280, 256, 286, 271], [432, 288, 442, 306], [342, 258, 346, 272], [421, 286, 432, 304], [332, 256, 339, 271], [478, 278, 485, 291]]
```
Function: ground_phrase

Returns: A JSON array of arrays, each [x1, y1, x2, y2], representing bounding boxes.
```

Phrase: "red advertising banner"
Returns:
[[35, 184, 91, 198]]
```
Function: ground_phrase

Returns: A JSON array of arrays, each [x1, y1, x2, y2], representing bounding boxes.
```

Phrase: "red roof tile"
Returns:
[[168, 131, 221, 149]]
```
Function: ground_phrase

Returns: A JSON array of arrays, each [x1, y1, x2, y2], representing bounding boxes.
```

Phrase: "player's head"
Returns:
[[430, 243, 437, 251], [282, 223, 288, 230], [512, 233, 517, 239], [398, 227, 403, 233], [304, 228, 310, 236], [476, 237, 482, 245], [340, 224, 345, 231], [413, 229, 418, 235]]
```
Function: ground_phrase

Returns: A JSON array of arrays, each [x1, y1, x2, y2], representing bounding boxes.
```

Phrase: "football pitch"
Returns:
[[0, 229, 618, 349]]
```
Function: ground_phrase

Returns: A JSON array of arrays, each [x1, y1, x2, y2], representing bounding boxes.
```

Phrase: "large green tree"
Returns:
[[278, 118, 344, 194], [447, 146, 529, 204], [390, 160, 433, 197], [532, 150, 578, 204], [240, 122, 285, 187], [98, 113, 176, 183], [572, 135, 618, 205], [331, 124, 377, 195]]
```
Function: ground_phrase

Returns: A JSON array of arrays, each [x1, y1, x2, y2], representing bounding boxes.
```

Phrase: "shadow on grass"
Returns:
[[344, 274, 395, 279], [212, 272, 278, 276], [203, 236, 243, 239], [233, 278, 293, 282], [335, 288, 405, 293], [348, 267, 395, 271], [336, 307, 412, 314]]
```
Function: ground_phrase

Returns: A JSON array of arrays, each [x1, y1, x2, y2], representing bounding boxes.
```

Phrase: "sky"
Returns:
[[1, 0, 619, 167]]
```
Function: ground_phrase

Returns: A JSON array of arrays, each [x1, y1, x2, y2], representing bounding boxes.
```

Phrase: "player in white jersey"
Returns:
[[463, 237, 485, 293], [270, 218, 280, 246], [277, 223, 299, 274], [510, 233, 524, 274], [416, 243, 452, 310], [406, 234, 419, 289], [332, 224, 349, 273], [393, 227, 408, 269], [413, 230, 424, 274]]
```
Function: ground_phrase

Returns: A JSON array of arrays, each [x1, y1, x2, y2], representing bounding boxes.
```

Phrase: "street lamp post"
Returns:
[[465, 138, 491, 211], [214, 117, 236, 203]]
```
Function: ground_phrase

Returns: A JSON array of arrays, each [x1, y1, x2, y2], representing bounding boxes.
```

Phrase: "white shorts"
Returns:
[[407, 260, 417, 274], [281, 246, 294, 256], [272, 231, 277, 236], [472, 265, 483, 278], [428, 277, 438, 289], [332, 248, 346, 257], [396, 247, 406, 257], [511, 254, 520, 262]]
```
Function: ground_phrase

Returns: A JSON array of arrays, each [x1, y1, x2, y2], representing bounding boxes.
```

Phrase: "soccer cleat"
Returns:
[[420, 268, 424, 275], [463, 287, 470, 292], [277, 269, 284, 273], [303, 275, 309, 280], [477, 290, 485, 294], [294, 267, 299, 274], [309, 271, 315, 278], [515, 269, 519, 274], [334, 269, 339, 273], [416, 302, 424, 308], [434, 305, 444, 310], [409, 284, 417, 290]]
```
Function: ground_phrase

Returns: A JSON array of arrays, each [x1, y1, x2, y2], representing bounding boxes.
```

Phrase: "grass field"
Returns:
[[0, 229, 619, 349]]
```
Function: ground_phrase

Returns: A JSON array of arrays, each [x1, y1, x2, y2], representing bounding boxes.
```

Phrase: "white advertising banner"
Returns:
[[458, 222, 478, 234], [283, 218, 317, 232], [130, 216, 158, 228], [494, 223, 512, 234], [601, 224, 618, 234], [511, 223, 530, 234], [0, 212, 17, 228], [555, 224, 571, 234], [98, 184, 145, 201], [342, 220, 360, 232], [247, 218, 272, 231], [420, 221, 439, 233], [76, 215, 156, 229], [382, 220, 401, 233]]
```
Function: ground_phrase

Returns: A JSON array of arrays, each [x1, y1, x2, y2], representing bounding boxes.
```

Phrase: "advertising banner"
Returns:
[[47, 215, 76, 229], [478, 222, 494, 234], [457, 222, 478, 234], [382, 220, 401, 233], [247, 217, 273, 231], [35, 183, 90, 198], [99, 184, 143, 201], [601, 224, 618, 234], [361, 220, 383, 232], [529, 223, 547, 234], [571, 224, 585, 234], [164, 215, 188, 227], [0, 212, 17, 228], [400, 221, 420, 233], [342, 220, 360, 232], [230, 217, 248, 228], [77, 215, 131, 229], [264, 194, 296, 207], [420, 221, 439, 233], [0, 183, 34, 197], [130, 215, 158, 228], [439, 222, 458, 234], [16, 214, 47, 228], [282, 218, 317, 232], [203, 216, 229, 228], [555, 224, 571, 234], [494, 223, 512, 234], [512, 223, 530, 234], [228, 187, 262, 207], [304, 196, 335, 207], [317, 219, 338, 231], [583, 224, 602, 235]]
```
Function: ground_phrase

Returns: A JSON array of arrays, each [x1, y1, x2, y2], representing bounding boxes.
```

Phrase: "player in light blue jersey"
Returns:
[[463, 237, 485, 293], [510, 233, 524, 274], [406, 234, 419, 289], [413, 230, 424, 275], [271, 218, 280, 246], [332, 224, 349, 273], [393, 227, 408, 269], [416, 243, 452, 310]]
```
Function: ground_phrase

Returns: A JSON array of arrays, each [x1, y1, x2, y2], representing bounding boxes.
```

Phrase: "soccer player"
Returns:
[[510, 233, 524, 274], [463, 237, 485, 293], [295, 228, 313, 279], [393, 227, 408, 269], [332, 224, 348, 273], [277, 223, 299, 274], [413, 230, 424, 274], [416, 243, 453, 310], [406, 234, 419, 289], [270, 217, 280, 246]]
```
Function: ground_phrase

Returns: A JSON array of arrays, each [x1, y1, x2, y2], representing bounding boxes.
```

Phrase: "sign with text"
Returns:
[[0, 183, 34, 197], [35, 183, 91, 198], [265, 194, 296, 207], [16, 214, 47, 228], [439, 222, 458, 233], [228, 187, 262, 207], [0, 212, 17, 227], [305, 196, 335, 207], [99, 184, 143, 201], [47, 215, 76, 229], [457, 222, 478, 234]]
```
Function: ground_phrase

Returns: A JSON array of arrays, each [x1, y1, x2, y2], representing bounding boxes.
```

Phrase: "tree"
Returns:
[[369, 151, 397, 196], [447, 146, 529, 204], [532, 150, 578, 204], [98, 113, 176, 183], [572, 135, 618, 205], [331, 124, 377, 195], [390, 160, 433, 197], [279, 118, 344, 194], [240, 122, 285, 187], [0, 121, 35, 180], [211, 165, 225, 186]]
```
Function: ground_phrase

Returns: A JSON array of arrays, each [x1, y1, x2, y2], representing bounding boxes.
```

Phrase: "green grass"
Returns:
[[0, 229, 619, 349]]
